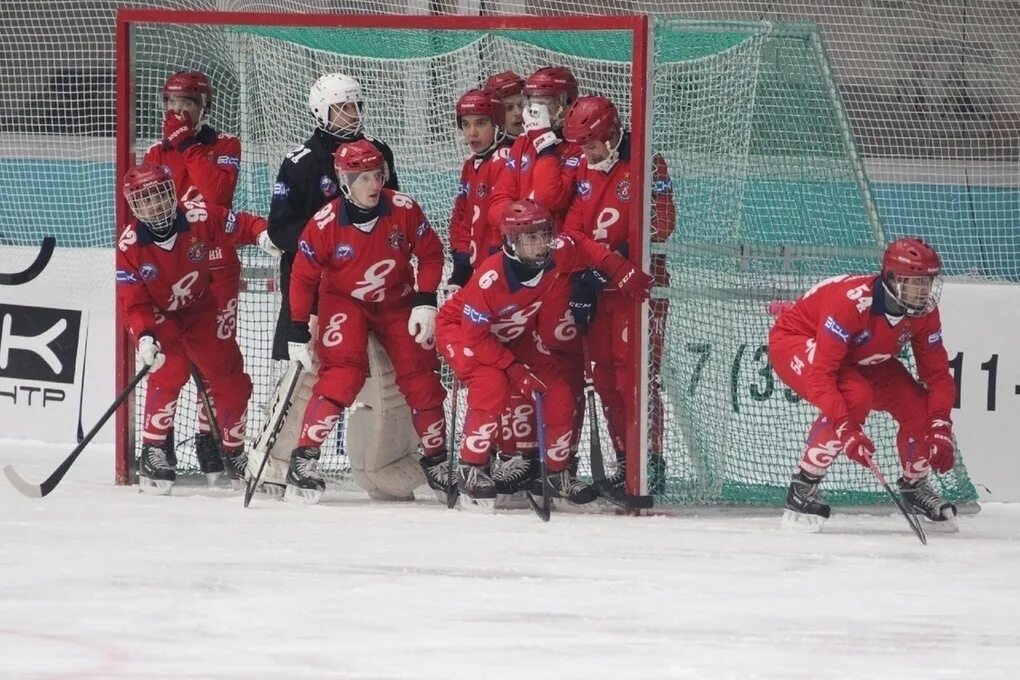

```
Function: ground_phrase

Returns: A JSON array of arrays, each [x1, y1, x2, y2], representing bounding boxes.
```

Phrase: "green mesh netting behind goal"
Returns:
[[128, 18, 978, 506]]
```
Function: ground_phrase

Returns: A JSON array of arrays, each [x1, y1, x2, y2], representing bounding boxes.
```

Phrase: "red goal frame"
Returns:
[[114, 9, 653, 498]]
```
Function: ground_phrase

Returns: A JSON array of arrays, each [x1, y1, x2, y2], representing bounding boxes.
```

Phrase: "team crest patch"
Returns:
[[520, 154, 532, 173], [139, 263, 158, 281], [850, 329, 872, 346], [187, 241, 207, 263], [898, 327, 912, 346], [335, 244, 355, 260], [616, 178, 632, 202], [225, 211, 237, 233], [476, 182, 489, 198], [388, 230, 406, 249], [577, 179, 593, 200], [319, 175, 337, 197]]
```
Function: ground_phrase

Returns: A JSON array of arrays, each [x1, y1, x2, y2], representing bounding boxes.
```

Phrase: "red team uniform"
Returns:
[[117, 165, 270, 488], [769, 237, 959, 528], [435, 201, 652, 503], [562, 99, 677, 476], [288, 190, 448, 459]]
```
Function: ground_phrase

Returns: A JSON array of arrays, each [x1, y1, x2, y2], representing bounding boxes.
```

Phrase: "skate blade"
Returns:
[[138, 477, 174, 496], [923, 509, 960, 533], [494, 491, 529, 510], [253, 481, 286, 500], [284, 484, 323, 505], [552, 497, 602, 514], [781, 508, 826, 533], [458, 496, 496, 513], [203, 472, 222, 487]]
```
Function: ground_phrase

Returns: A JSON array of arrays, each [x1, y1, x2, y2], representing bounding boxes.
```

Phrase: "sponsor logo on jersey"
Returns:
[[116, 269, 139, 285], [388, 230, 406, 250], [824, 315, 849, 342], [335, 243, 355, 260], [416, 220, 431, 238], [216, 155, 240, 169], [319, 175, 337, 197], [224, 211, 237, 233], [272, 182, 290, 199], [463, 304, 490, 325], [652, 177, 674, 196], [577, 179, 592, 200], [616, 178, 632, 202], [476, 182, 488, 198], [456, 182, 469, 197], [139, 264, 158, 281], [187, 241, 207, 263], [564, 155, 580, 168], [208, 247, 223, 262], [850, 329, 871, 346], [928, 329, 942, 346], [520, 153, 531, 173], [299, 239, 316, 261]]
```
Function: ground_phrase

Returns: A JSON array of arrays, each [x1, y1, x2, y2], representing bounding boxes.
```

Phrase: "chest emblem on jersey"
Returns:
[[388, 230, 406, 250], [335, 244, 355, 260], [319, 175, 337, 197], [898, 326, 912, 347], [520, 154, 532, 173], [616, 178, 632, 202], [187, 240, 207, 263], [457, 181, 469, 197], [577, 180, 593, 201], [139, 263, 158, 281], [850, 329, 871, 346], [476, 182, 489, 198]]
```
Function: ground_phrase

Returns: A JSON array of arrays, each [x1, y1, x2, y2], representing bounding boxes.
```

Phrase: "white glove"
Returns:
[[407, 305, 437, 347], [288, 341, 313, 370], [523, 101, 552, 132], [137, 334, 163, 371], [258, 231, 282, 258]]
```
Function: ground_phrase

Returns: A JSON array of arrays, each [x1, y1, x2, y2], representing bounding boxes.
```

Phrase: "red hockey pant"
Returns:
[[193, 264, 241, 435]]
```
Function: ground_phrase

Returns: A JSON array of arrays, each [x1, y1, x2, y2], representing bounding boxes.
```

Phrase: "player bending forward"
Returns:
[[117, 164, 281, 493], [284, 140, 447, 504], [433, 200, 652, 506], [769, 237, 959, 531]]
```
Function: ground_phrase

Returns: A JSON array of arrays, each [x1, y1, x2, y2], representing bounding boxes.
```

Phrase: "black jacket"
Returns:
[[268, 128, 398, 359]]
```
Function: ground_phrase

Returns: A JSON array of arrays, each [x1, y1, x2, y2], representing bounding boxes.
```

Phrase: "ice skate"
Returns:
[[898, 476, 959, 533], [420, 453, 456, 503], [285, 446, 325, 504], [194, 432, 224, 485], [457, 463, 496, 511], [781, 470, 830, 533], [139, 444, 175, 495]]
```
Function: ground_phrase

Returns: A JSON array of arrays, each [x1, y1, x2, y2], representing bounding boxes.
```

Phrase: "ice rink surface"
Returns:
[[1, 440, 1018, 680]]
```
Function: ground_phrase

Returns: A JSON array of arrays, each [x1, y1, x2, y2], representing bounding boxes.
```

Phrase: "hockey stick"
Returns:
[[4, 364, 151, 498], [445, 377, 460, 509], [0, 236, 55, 285], [244, 362, 303, 507], [190, 364, 224, 453], [583, 366, 608, 488], [867, 460, 927, 545], [526, 391, 551, 522], [75, 314, 90, 443]]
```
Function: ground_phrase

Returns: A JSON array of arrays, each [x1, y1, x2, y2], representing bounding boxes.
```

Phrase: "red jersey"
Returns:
[[562, 135, 676, 258], [438, 232, 625, 371], [771, 273, 955, 424], [449, 143, 511, 267], [487, 134, 582, 231], [143, 126, 242, 272], [116, 200, 266, 339], [289, 189, 444, 324]]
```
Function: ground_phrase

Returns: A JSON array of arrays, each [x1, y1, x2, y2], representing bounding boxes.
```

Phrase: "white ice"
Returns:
[[1, 439, 1018, 680]]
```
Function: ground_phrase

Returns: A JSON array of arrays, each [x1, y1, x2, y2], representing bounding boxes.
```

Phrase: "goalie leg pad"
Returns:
[[247, 361, 320, 490]]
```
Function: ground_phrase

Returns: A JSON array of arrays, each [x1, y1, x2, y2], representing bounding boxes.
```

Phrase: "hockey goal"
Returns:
[[114, 9, 980, 508]]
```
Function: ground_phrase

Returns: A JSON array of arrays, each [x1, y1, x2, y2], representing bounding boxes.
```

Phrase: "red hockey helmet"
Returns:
[[123, 163, 177, 235], [523, 66, 579, 104], [563, 96, 619, 146], [456, 88, 505, 129], [334, 139, 385, 175], [162, 71, 212, 109], [500, 200, 555, 268], [484, 70, 524, 100], [881, 237, 943, 316]]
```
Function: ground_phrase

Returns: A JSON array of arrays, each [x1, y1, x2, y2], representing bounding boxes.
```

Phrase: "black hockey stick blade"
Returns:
[[0, 236, 55, 285], [600, 487, 655, 510], [190, 365, 224, 451], [4, 363, 151, 498], [526, 391, 551, 521], [868, 461, 927, 545], [445, 377, 460, 509], [244, 362, 302, 507], [585, 383, 607, 487]]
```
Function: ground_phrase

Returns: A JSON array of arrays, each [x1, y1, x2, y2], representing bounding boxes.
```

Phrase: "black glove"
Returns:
[[569, 269, 609, 335], [289, 320, 311, 344]]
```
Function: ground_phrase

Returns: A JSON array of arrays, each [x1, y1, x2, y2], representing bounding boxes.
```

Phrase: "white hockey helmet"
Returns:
[[309, 73, 365, 138]]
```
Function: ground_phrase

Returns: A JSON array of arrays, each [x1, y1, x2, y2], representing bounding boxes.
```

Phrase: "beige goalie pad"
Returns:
[[345, 333, 426, 501]]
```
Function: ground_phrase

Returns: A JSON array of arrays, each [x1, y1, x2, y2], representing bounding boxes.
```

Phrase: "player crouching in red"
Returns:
[[117, 163, 281, 494], [769, 237, 959, 532], [285, 140, 447, 504], [435, 200, 653, 508]]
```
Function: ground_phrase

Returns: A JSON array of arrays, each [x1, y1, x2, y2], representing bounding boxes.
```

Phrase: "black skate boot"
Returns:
[[457, 462, 497, 510], [546, 469, 599, 505], [420, 453, 456, 504], [492, 454, 539, 494], [285, 446, 325, 504], [195, 432, 225, 484], [221, 449, 248, 491], [165, 428, 177, 468], [898, 476, 959, 532], [781, 469, 831, 532], [139, 443, 176, 495]]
